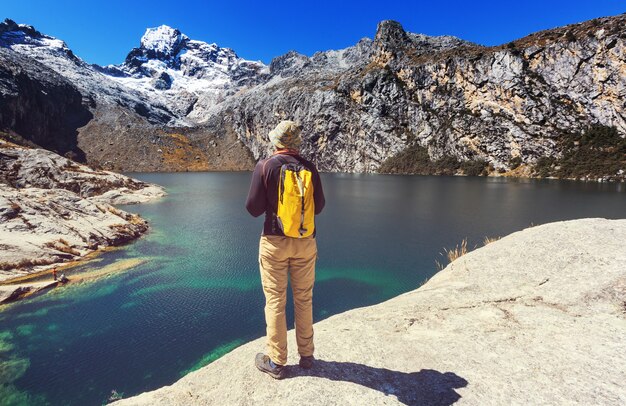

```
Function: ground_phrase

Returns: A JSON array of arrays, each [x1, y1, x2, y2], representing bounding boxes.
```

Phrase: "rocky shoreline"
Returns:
[[0, 139, 165, 288], [118, 218, 626, 405]]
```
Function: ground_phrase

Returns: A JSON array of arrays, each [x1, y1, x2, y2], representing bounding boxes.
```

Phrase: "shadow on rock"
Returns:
[[287, 360, 467, 406], [0, 48, 93, 162]]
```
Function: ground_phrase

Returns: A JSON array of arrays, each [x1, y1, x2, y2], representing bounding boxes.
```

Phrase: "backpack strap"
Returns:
[[262, 154, 290, 234], [262, 154, 289, 190]]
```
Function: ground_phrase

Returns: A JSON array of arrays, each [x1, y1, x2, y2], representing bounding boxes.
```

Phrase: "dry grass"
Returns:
[[106, 205, 124, 218], [127, 214, 145, 226], [105, 206, 145, 225], [107, 206, 136, 221], [436, 238, 468, 270], [43, 239, 81, 256], [0, 258, 56, 271], [168, 133, 190, 143], [63, 163, 98, 175], [446, 238, 468, 262], [160, 133, 210, 171], [483, 236, 500, 245], [0, 136, 26, 149]]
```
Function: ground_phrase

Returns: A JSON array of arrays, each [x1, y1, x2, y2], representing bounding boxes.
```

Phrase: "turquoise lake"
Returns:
[[1, 173, 625, 405]]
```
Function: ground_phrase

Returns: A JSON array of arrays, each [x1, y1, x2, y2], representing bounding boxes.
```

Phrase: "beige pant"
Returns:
[[259, 235, 317, 366]]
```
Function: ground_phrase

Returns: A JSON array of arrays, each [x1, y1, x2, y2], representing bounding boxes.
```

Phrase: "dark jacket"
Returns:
[[246, 151, 325, 236]]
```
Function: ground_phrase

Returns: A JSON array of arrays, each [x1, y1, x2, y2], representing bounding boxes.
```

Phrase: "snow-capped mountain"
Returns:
[[0, 19, 179, 125], [115, 25, 266, 84], [0, 19, 269, 125], [0, 18, 377, 127], [98, 25, 268, 122]]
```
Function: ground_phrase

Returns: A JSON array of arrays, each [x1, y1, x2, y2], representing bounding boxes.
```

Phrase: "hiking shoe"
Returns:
[[299, 355, 314, 369], [255, 353, 285, 379]]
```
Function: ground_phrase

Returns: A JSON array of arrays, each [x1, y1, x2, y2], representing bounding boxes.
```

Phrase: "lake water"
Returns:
[[1, 173, 624, 405]]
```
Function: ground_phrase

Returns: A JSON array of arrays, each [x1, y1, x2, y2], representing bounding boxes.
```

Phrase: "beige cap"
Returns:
[[268, 120, 302, 149]]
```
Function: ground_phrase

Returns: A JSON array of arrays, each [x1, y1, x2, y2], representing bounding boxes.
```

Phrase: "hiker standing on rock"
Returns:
[[246, 120, 325, 379]]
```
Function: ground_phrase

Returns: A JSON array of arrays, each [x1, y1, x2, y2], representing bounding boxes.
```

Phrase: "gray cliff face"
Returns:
[[0, 48, 92, 160], [0, 19, 263, 171], [214, 16, 626, 172], [0, 16, 624, 174], [218, 22, 479, 173]]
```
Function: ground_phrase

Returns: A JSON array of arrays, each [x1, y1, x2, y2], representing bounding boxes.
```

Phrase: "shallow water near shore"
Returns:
[[0, 173, 624, 405]]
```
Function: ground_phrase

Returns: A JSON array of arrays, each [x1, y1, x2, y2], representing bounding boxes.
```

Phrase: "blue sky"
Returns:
[[2, 0, 624, 66]]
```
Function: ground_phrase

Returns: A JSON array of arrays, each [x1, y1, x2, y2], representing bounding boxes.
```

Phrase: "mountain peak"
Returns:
[[372, 19, 474, 65], [0, 18, 44, 41], [374, 20, 410, 48], [0, 18, 74, 59], [140, 25, 188, 56]]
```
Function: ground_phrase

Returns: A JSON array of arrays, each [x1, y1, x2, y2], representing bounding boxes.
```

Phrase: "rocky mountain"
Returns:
[[98, 24, 268, 122], [0, 47, 91, 161], [0, 19, 175, 125], [0, 19, 255, 171], [218, 17, 626, 176], [0, 15, 624, 178]]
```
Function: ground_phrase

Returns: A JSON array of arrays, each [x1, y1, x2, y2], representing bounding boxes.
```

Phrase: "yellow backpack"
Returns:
[[274, 157, 315, 238]]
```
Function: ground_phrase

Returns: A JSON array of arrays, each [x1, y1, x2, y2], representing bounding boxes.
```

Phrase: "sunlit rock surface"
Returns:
[[119, 218, 626, 405], [0, 140, 165, 281]]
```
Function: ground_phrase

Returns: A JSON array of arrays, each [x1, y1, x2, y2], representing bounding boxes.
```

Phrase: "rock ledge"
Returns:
[[119, 218, 626, 405], [0, 139, 165, 282]]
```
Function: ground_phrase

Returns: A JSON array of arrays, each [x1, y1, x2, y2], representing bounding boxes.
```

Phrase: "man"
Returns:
[[246, 120, 325, 379]]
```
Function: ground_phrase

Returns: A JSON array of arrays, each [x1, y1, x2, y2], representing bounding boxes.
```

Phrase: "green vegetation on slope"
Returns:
[[378, 144, 488, 176], [533, 125, 626, 181], [379, 126, 625, 180]]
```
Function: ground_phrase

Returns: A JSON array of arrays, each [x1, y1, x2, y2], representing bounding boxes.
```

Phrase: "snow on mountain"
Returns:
[[120, 24, 268, 82], [2, 15, 625, 178], [0, 19, 178, 125], [0, 19, 270, 126], [140, 25, 187, 56], [0, 18, 474, 131], [0, 19, 375, 126], [100, 24, 269, 122]]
